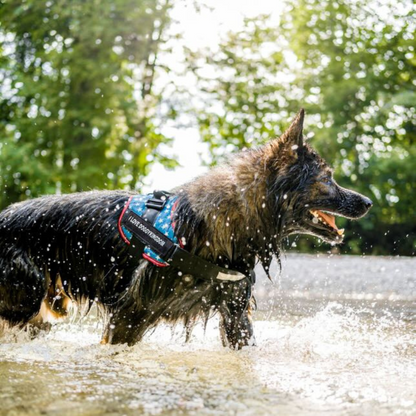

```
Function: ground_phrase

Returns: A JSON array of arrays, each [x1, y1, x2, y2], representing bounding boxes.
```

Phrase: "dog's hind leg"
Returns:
[[26, 277, 72, 336], [101, 308, 155, 346], [0, 245, 47, 329]]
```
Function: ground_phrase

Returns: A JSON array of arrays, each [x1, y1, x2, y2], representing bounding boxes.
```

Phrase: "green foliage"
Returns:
[[186, 16, 290, 161], [284, 0, 415, 255], [188, 0, 415, 255], [0, 0, 176, 208]]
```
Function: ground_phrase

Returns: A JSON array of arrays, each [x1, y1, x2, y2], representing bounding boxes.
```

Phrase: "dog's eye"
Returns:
[[321, 177, 332, 185]]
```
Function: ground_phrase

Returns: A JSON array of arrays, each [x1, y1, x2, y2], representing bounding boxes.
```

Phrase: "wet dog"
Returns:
[[0, 110, 372, 348]]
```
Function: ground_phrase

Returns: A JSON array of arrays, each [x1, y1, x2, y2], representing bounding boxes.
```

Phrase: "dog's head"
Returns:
[[262, 109, 372, 244]]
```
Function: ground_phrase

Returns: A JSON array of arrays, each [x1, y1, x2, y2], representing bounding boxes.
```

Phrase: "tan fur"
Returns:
[[182, 113, 306, 261], [30, 274, 72, 327]]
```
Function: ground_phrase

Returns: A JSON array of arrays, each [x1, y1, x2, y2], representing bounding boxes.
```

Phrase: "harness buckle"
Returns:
[[145, 198, 166, 210], [145, 190, 171, 211]]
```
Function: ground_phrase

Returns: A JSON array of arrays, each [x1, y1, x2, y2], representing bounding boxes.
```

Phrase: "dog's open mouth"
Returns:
[[309, 210, 344, 236]]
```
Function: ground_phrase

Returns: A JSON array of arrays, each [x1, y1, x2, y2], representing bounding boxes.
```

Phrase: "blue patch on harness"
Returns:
[[121, 194, 179, 265]]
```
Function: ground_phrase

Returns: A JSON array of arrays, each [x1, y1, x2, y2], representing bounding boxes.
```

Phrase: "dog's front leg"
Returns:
[[218, 282, 256, 349], [219, 306, 255, 350]]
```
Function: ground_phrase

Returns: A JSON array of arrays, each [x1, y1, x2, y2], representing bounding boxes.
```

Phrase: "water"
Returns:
[[1, 254, 415, 415]]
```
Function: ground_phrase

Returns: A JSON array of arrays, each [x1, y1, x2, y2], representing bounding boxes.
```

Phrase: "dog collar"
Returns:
[[118, 191, 254, 284]]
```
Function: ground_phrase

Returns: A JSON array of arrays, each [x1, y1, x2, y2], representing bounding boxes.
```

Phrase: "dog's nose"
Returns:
[[363, 197, 373, 209]]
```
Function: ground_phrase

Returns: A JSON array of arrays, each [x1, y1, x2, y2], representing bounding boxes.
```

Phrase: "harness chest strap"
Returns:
[[119, 192, 254, 284]]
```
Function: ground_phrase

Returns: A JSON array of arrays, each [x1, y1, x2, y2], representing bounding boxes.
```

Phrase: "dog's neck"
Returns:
[[174, 150, 284, 274]]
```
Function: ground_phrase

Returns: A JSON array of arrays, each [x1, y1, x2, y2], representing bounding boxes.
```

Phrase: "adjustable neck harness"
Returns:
[[118, 191, 255, 284]]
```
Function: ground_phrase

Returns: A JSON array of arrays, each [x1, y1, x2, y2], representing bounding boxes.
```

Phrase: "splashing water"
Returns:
[[253, 304, 415, 411], [1, 255, 415, 415]]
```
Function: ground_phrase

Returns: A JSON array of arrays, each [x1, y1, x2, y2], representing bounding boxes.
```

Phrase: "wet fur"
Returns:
[[0, 110, 372, 348]]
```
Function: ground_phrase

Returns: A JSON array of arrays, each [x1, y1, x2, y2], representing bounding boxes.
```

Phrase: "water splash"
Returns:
[[251, 303, 416, 413], [1, 302, 415, 415]]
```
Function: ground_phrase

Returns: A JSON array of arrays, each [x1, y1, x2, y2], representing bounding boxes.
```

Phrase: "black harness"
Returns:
[[119, 191, 255, 285]]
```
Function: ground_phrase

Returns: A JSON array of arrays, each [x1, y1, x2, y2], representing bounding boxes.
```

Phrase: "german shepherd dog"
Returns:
[[0, 110, 372, 348]]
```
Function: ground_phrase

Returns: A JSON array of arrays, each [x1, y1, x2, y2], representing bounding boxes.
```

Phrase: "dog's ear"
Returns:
[[279, 108, 305, 148], [263, 109, 305, 169]]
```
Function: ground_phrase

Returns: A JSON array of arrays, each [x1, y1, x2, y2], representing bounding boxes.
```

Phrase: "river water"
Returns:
[[1, 254, 415, 415]]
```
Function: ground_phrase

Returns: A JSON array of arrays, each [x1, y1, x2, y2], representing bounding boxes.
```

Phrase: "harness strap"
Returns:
[[166, 245, 249, 282]]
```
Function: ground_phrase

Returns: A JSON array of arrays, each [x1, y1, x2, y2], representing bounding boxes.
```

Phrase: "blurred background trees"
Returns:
[[0, 0, 176, 207], [0, 0, 414, 255]]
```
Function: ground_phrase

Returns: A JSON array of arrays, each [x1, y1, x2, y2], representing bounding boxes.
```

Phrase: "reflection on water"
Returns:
[[1, 255, 415, 415]]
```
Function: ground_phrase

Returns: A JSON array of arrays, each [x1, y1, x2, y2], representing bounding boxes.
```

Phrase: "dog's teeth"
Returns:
[[337, 229, 345, 236]]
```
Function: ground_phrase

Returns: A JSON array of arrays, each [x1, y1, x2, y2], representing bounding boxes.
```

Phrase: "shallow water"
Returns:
[[1, 254, 415, 415]]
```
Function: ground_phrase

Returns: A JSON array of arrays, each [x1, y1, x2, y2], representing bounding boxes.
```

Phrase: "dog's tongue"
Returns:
[[317, 210, 338, 230]]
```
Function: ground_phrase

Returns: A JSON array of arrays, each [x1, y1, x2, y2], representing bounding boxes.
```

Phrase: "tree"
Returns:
[[0, 0, 176, 208], [186, 16, 293, 162]]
